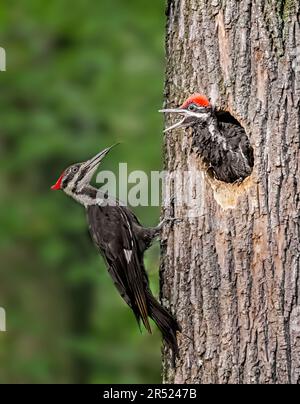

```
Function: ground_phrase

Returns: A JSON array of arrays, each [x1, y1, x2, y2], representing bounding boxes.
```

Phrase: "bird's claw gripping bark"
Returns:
[[156, 217, 182, 232]]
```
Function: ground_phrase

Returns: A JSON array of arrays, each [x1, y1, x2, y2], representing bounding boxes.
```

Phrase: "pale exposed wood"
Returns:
[[161, 0, 300, 384]]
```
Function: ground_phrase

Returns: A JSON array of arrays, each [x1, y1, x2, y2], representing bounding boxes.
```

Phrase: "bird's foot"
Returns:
[[163, 193, 176, 208], [155, 195, 182, 234], [156, 217, 182, 233]]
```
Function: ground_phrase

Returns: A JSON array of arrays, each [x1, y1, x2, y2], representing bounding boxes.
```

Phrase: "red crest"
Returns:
[[180, 94, 211, 109]]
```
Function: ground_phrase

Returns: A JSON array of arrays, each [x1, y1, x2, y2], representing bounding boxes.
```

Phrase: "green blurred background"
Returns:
[[0, 0, 166, 383]]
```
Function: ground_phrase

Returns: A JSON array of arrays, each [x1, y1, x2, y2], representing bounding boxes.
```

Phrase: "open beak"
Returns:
[[84, 144, 117, 170], [159, 108, 188, 133], [51, 144, 119, 191], [80, 143, 119, 186]]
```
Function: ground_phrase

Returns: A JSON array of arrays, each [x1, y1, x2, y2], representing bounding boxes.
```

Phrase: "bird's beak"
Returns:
[[159, 108, 188, 133], [80, 144, 119, 185], [159, 108, 185, 114], [84, 144, 117, 170]]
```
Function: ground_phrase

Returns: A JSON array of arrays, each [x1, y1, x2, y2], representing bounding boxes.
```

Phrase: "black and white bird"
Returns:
[[51, 145, 180, 354], [160, 94, 254, 183]]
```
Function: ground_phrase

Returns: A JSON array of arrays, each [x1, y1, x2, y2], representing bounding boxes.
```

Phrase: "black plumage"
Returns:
[[87, 203, 180, 354], [51, 146, 180, 356], [160, 95, 254, 184], [192, 111, 254, 183]]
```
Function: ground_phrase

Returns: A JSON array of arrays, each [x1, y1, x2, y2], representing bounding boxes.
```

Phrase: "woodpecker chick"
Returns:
[[160, 94, 254, 183], [51, 145, 180, 355]]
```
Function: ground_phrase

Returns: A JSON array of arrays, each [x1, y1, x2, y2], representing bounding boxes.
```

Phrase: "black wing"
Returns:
[[87, 204, 151, 333]]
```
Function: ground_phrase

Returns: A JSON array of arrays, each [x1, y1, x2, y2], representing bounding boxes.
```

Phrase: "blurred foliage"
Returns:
[[0, 0, 165, 383]]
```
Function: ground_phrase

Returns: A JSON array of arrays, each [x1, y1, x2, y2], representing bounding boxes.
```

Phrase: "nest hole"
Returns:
[[194, 110, 254, 209], [207, 110, 254, 181]]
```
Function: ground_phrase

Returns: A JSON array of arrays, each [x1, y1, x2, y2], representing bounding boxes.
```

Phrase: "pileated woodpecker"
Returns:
[[51, 146, 180, 354], [160, 94, 254, 183]]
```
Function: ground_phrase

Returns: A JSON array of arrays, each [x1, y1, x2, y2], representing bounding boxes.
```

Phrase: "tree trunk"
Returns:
[[161, 0, 300, 384]]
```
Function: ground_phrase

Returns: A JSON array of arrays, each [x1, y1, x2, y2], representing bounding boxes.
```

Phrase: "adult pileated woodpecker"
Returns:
[[160, 94, 254, 183], [51, 145, 180, 355]]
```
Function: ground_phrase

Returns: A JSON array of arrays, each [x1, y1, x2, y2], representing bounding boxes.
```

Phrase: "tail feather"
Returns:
[[146, 290, 180, 356]]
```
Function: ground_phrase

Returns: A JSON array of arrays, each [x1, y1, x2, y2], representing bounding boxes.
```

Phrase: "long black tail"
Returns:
[[146, 290, 180, 356]]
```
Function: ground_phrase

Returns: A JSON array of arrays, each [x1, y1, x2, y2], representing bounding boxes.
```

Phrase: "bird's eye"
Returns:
[[188, 104, 197, 111], [71, 166, 79, 174]]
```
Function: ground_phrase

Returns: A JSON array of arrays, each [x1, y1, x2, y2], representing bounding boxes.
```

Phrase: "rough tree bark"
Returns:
[[160, 0, 300, 384]]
